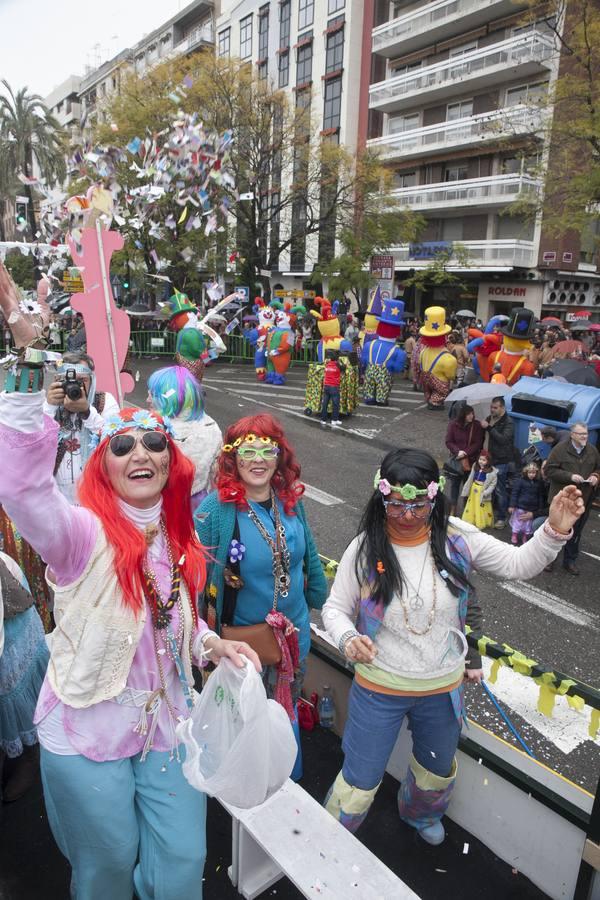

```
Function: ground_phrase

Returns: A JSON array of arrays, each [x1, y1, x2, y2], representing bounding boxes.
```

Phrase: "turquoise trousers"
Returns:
[[40, 747, 207, 900]]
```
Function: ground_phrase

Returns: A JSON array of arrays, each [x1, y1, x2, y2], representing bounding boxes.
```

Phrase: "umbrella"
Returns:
[[569, 322, 591, 332], [553, 340, 584, 357], [125, 302, 154, 317], [548, 359, 600, 387], [456, 309, 476, 318], [572, 310, 591, 318], [445, 382, 513, 420], [541, 316, 562, 325], [243, 314, 258, 322], [589, 323, 600, 333]]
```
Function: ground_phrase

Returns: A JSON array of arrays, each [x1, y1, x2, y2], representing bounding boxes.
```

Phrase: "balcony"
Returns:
[[372, 0, 528, 58], [370, 32, 554, 114], [390, 239, 536, 269], [368, 105, 545, 161], [390, 174, 541, 212], [170, 22, 214, 57]]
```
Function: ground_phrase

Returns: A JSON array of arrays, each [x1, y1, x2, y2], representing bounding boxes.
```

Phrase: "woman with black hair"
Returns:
[[322, 448, 583, 845]]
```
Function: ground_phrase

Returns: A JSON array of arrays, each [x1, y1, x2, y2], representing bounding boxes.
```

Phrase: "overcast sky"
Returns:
[[0, 0, 187, 99]]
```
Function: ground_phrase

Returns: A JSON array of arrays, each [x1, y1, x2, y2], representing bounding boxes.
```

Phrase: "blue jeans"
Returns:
[[320, 385, 341, 421], [494, 462, 514, 520], [41, 747, 207, 900], [341, 680, 461, 791]]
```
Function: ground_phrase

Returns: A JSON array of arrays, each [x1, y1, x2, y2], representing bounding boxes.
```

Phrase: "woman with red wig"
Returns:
[[195, 414, 327, 772], [0, 262, 259, 900]]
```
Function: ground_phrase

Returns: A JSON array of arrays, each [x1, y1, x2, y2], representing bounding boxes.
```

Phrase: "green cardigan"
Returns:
[[194, 491, 328, 631]]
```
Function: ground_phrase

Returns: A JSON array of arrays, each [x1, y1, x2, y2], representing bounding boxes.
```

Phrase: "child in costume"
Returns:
[[416, 307, 457, 410], [509, 463, 546, 545], [322, 448, 581, 845], [361, 299, 407, 406], [320, 350, 345, 426], [461, 451, 497, 529]]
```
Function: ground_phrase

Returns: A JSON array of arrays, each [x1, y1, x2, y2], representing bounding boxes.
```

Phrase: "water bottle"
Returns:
[[318, 685, 335, 729]]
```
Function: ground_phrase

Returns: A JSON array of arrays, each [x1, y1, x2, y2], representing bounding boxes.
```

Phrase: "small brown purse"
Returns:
[[221, 622, 282, 666]]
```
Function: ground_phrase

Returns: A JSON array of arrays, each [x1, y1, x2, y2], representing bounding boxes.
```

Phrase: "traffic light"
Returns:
[[122, 279, 129, 289]]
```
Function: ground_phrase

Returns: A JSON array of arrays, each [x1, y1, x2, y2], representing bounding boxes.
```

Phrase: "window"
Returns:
[[323, 76, 342, 130], [393, 171, 417, 188], [449, 41, 477, 58], [444, 164, 469, 181], [388, 112, 419, 134], [258, 7, 269, 60], [290, 199, 308, 270], [270, 192, 280, 267], [278, 51, 290, 87], [299, 0, 314, 31], [392, 60, 422, 77], [442, 218, 463, 241], [218, 28, 231, 57], [505, 81, 548, 107], [296, 43, 313, 85], [325, 26, 344, 74], [240, 15, 253, 59], [280, 0, 291, 47], [328, 0, 345, 12], [447, 99, 473, 121]]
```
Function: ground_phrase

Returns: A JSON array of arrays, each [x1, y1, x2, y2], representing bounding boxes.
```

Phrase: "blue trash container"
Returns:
[[506, 377, 600, 457]]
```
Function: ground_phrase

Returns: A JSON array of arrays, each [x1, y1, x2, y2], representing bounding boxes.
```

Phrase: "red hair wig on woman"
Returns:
[[77, 416, 206, 619], [216, 414, 304, 515]]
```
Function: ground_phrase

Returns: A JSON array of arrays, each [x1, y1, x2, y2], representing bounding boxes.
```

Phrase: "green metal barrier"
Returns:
[[128, 331, 177, 356]]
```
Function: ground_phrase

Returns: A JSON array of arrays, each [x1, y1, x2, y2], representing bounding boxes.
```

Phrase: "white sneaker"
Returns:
[[331, 420, 342, 426], [320, 421, 327, 426]]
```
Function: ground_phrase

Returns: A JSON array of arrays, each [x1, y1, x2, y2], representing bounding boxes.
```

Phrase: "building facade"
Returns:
[[366, 0, 600, 322], [216, 0, 368, 294]]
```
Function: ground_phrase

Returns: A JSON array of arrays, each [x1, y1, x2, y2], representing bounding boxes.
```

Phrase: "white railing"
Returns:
[[170, 22, 214, 57], [373, 0, 517, 53], [390, 239, 536, 268], [370, 32, 553, 109], [390, 174, 541, 209], [368, 105, 546, 160]]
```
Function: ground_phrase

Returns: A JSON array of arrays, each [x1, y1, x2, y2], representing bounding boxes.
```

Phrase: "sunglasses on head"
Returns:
[[108, 432, 168, 457]]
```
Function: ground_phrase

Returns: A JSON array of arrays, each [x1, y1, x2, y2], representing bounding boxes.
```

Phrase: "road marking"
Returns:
[[480, 658, 597, 754], [582, 551, 600, 562], [499, 580, 600, 630], [303, 483, 345, 506]]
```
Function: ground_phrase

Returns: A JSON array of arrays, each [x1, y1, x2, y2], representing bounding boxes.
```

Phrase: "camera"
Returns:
[[61, 369, 85, 402]]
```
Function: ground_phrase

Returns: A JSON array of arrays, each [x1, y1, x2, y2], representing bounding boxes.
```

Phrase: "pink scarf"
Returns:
[[265, 609, 299, 720]]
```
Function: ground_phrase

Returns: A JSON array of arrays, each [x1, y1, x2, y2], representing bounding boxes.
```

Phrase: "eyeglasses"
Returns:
[[571, 432, 588, 437], [383, 499, 434, 519], [109, 432, 168, 457], [236, 446, 280, 461]]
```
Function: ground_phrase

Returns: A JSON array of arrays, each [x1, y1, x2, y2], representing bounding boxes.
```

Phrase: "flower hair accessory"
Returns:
[[98, 408, 175, 443], [373, 469, 446, 499], [222, 433, 280, 453]]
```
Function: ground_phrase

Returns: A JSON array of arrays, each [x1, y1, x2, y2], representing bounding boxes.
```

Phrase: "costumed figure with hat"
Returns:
[[361, 298, 407, 406], [245, 299, 276, 381], [359, 287, 383, 359], [162, 289, 234, 382], [416, 307, 457, 409], [304, 298, 358, 418], [466, 316, 506, 382], [264, 302, 306, 385], [487, 308, 537, 386]]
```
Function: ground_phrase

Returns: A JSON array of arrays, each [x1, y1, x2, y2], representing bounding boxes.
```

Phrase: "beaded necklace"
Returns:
[[143, 521, 181, 630]]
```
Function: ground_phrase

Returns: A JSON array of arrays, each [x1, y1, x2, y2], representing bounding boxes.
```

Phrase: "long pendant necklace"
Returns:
[[144, 521, 181, 631], [246, 489, 291, 610], [401, 550, 429, 611], [399, 558, 438, 636]]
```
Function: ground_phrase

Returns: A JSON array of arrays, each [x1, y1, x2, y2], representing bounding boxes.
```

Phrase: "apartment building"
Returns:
[[45, 77, 82, 144], [366, 0, 600, 322], [216, 0, 368, 293]]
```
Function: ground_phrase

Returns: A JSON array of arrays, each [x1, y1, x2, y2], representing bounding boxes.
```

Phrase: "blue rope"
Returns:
[[480, 681, 536, 759]]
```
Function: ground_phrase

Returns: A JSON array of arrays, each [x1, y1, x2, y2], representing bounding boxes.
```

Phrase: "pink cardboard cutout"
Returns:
[[67, 227, 134, 404]]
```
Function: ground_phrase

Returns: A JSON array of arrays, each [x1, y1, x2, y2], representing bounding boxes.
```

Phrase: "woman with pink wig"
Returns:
[[0, 262, 259, 900]]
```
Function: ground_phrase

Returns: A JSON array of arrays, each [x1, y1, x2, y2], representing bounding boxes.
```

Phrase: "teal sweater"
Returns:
[[194, 491, 328, 631]]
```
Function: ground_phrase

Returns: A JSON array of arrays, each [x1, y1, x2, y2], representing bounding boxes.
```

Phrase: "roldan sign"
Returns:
[[487, 285, 529, 297]]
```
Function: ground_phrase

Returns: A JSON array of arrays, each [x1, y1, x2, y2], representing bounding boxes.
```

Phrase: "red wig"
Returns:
[[216, 414, 304, 514], [77, 422, 206, 620]]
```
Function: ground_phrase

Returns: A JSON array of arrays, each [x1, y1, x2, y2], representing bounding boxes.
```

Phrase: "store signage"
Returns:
[[542, 251, 557, 263], [62, 273, 84, 294], [408, 241, 453, 260], [562, 252, 573, 263], [370, 255, 394, 279], [566, 312, 591, 321], [487, 285, 529, 297]]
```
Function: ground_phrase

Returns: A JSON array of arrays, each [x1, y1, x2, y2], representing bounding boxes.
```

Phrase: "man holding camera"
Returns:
[[43, 352, 119, 503]]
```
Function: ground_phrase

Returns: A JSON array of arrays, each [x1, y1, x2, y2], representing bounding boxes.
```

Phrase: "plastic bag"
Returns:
[[176, 658, 297, 808]]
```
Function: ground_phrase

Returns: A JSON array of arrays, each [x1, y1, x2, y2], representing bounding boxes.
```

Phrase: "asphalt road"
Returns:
[[127, 356, 600, 794]]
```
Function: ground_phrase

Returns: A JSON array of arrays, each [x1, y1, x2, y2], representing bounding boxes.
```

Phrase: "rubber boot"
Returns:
[[397, 754, 457, 845], [324, 770, 380, 833]]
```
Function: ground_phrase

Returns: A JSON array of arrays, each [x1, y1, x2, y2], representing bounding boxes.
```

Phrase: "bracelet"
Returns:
[[4, 365, 45, 394], [338, 630, 360, 655], [543, 521, 573, 541], [200, 629, 219, 648]]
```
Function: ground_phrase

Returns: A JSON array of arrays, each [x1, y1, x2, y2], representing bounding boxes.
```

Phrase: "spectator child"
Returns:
[[461, 450, 497, 529], [508, 463, 546, 545], [320, 349, 345, 427]]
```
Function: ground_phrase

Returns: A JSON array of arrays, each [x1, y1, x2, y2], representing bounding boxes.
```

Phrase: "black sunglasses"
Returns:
[[108, 432, 168, 457]]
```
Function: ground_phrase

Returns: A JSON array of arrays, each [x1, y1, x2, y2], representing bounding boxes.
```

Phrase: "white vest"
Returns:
[[46, 525, 195, 709]]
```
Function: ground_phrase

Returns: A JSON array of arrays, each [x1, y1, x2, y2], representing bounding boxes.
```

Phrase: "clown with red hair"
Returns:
[[195, 414, 327, 776], [0, 262, 259, 900]]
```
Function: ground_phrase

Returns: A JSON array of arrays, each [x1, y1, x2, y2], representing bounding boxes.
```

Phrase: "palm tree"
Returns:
[[0, 80, 66, 237]]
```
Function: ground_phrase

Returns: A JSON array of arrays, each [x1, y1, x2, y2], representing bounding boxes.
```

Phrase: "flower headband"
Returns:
[[222, 433, 280, 453], [96, 409, 175, 444], [373, 469, 446, 501]]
